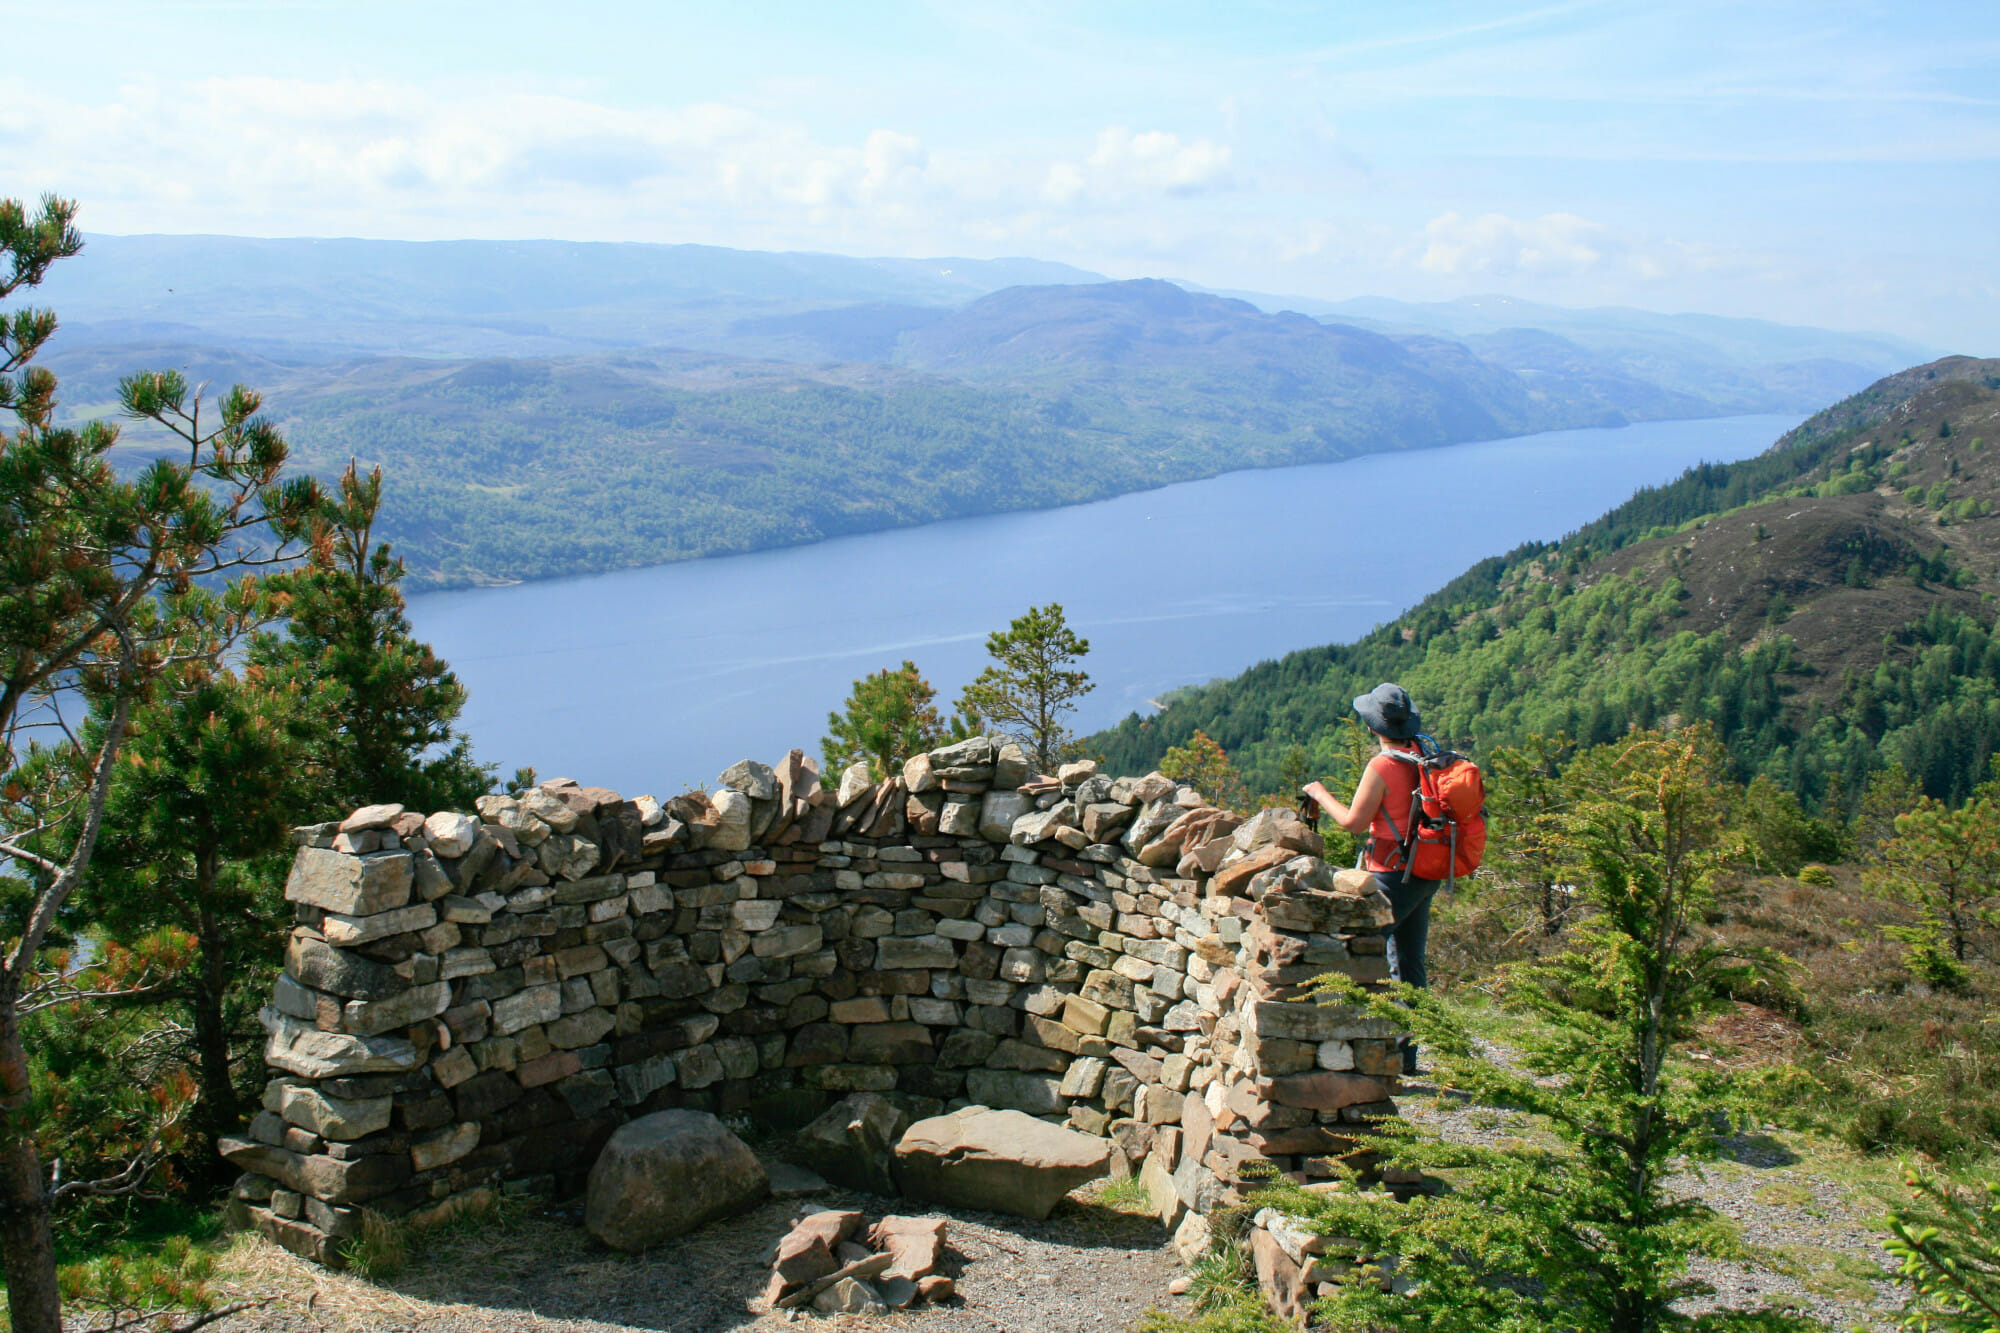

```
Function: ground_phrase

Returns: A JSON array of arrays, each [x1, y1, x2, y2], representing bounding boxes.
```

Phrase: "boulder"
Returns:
[[893, 1106, 1111, 1219], [796, 1092, 910, 1195], [583, 1110, 769, 1250]]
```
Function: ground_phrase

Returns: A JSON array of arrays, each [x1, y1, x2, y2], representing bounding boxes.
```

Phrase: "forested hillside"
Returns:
[[51, 282, 1770, 590], [1097, 357, 2000, 809]]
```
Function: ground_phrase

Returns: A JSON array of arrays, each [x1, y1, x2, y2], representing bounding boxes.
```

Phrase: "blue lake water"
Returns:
[[406, 413, 1799, 797]]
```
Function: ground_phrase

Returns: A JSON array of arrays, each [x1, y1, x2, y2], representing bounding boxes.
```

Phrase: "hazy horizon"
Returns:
[[8, 2, 1996, 353]]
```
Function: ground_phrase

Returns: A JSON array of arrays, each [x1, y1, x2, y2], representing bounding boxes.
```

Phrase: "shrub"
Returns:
[[1883, 1168, 2000, 1331]]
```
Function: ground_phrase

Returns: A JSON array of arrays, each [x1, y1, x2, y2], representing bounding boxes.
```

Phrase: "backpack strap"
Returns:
[[1376, 749, 1423, 883]]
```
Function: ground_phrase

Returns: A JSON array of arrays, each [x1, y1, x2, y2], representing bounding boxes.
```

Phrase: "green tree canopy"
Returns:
[[0, 193, 325, 1333], [254, 462, 488, 814], [958, 602, 1092, 772], [822, 660, 947, 780], [88, 651, 340, 1164]]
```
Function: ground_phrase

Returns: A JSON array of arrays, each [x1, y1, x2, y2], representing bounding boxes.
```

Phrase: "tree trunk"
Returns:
[[191, 852, 237, 1168], [0, 997, 62, 1333]]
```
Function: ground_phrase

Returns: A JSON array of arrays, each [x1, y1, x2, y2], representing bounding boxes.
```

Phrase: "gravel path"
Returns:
[[215, 1179, 1187, 1333], [1397, 1051, 1906, 1331]]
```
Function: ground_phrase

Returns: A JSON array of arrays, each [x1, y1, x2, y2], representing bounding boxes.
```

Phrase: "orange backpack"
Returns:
[[1381, 744, 1487, 886]]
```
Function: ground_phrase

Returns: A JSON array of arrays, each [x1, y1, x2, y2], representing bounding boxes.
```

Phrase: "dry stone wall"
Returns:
[[223, 737, 1403, 1267]]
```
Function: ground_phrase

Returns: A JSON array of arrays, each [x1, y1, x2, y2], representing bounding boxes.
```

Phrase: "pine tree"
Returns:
[[88, 652, 340, 1164], [0, 194, 325, 1333], [1273, 727, 1810, 1333], [957, 603, 1093, 772], [1483, 733, 1578, 937], [1868, 793, 2000, 968], [822, 661, 947, 779], [1883, 1168, 2000, 1331], [255, 463, 488, 814]]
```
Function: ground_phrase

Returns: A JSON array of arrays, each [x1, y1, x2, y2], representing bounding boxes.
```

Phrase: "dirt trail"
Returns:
[[213, 1179, 1188, 1333]]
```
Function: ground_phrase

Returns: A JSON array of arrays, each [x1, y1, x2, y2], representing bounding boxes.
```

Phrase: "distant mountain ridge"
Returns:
[[40, 233, 1110, 362], [38, 235, 1931, 420], [28, 234, 1949, 593], [46, 278, 1798, 592]]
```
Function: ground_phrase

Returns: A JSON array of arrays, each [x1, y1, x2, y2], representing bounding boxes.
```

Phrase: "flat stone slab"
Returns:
[[892, 1106, 1111, 1220]]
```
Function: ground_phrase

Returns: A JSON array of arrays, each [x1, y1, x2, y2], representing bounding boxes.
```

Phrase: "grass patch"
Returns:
[[1753, 1181, 1817, 1208], [1762, 1243, 1888, 1302], [340, 1188, 520, 1279], [56, 1231, 260, 1329], [1096, 1175, 1156, 1213], [1137, 1241, 1288, 1333]]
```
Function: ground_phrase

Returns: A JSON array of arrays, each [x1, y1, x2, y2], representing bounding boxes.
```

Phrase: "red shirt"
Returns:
[[1364, 747, 1422, 873]]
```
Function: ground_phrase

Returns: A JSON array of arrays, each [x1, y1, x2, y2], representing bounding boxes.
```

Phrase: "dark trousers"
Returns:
[[1371, 871, 1440, 990], [1373, 871, 1440, 1074]]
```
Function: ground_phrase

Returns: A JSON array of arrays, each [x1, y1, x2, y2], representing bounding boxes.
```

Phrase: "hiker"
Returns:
[[1300, 682, 1438, 1074]]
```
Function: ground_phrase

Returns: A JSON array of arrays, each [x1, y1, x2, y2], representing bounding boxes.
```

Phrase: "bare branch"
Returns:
[[0, 837, 61, 876], [19, 977, 177, 1017], [5, 694, 130, 992]]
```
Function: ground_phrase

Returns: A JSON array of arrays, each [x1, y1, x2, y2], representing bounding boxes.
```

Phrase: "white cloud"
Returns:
[[0, 75, 977, 243], [1416, 211, 1609, 278], [1043, 126, 1233, 204]]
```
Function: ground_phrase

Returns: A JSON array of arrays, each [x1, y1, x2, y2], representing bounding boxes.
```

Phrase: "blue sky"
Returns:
[[5, 1, 1996, 347]]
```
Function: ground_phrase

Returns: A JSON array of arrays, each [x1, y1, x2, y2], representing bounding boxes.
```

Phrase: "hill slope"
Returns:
[[1095, 357, 2000, 807], [49, 282, 1768, 590]]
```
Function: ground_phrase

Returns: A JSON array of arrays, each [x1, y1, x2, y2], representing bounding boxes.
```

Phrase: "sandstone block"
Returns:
[[718, 759, 778, 801], [261, 1009, 422, 1080], [893, 1107, 1110, 1219], [278, 1085, 391, 1142], [284, 848, 413, 916], [339, 803, 404, 833], [411, 1122, 480, 1172], [870, 1215, 947, 1280], [708, 790, 753, 852], [876, 936, 956, 970], [320, 903, 436, 947], [341, 982, 450, 1037], [285, 931, 406, 1001], [847, 1022, 935, 1065]]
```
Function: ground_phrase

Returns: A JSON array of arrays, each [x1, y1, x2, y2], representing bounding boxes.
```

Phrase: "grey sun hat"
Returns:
[[1353, 682, 1421, 741]]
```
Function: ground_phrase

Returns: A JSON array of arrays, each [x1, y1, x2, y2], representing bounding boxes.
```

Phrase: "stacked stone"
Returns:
[[228, 737, 1404, 1273]]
